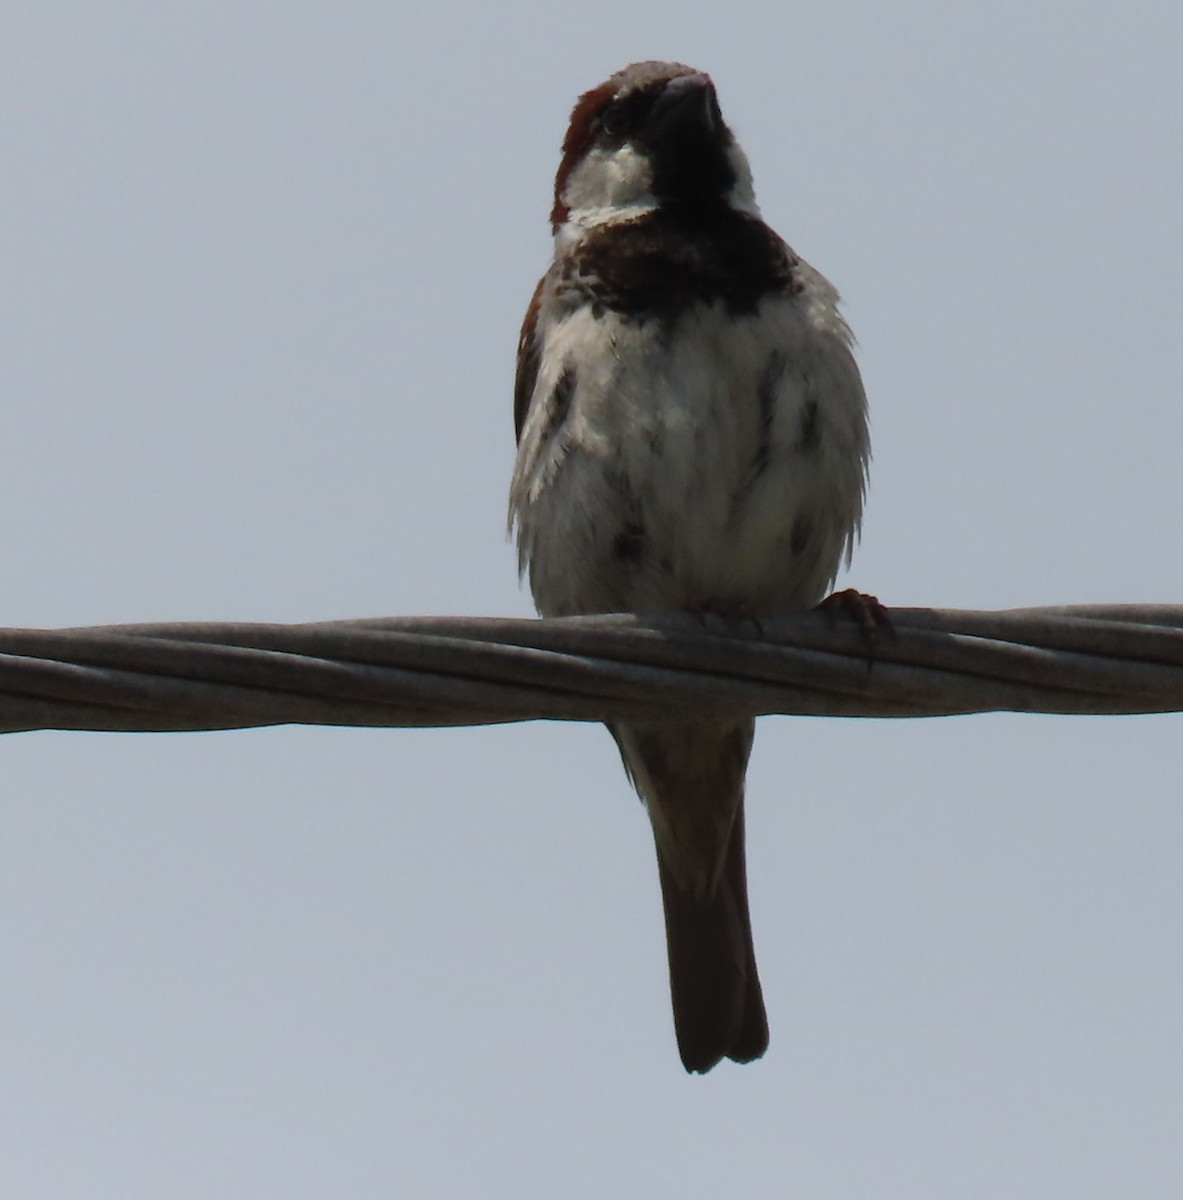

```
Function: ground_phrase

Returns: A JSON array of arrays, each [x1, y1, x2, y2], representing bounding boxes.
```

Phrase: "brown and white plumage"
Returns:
[[509, 61, 869, 1072]]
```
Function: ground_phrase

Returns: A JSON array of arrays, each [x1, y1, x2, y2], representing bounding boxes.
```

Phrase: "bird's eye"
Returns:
[[599, 102, 629, 137]]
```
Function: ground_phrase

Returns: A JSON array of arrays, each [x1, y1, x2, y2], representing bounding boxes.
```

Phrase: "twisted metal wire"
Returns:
[[0, 604, 1180, 735]]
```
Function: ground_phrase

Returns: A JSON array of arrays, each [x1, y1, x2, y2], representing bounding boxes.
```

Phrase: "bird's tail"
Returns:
[[611, 719, 768, 1073], [656, 800, 768, 1071]]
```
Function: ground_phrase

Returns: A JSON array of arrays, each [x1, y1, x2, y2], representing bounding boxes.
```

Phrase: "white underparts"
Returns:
[[510, 280, 869, 618]]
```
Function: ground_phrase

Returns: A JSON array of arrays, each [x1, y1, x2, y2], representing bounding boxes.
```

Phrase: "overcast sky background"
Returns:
[[3, 3, 1182, 1196]]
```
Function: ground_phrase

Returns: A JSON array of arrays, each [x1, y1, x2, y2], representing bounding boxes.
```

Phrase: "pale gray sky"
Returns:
[[3, 3, 1182, 1196]]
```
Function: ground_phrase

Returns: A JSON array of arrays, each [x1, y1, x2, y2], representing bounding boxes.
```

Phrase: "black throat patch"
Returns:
[[562, 209, 800, 322]]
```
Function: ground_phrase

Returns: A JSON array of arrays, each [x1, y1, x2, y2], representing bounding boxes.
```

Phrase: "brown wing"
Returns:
[[513, 274, 548, 443]]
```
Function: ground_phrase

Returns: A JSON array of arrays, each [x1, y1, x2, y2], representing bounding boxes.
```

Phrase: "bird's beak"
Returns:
[[649, 72, 719, 140]]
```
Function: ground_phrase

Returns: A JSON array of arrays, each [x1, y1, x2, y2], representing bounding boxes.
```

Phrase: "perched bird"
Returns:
[[509, 61, 870, 1072]]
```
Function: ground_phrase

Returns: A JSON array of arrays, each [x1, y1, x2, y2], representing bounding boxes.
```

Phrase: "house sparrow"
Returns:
[[509, 61, 870, 1072]]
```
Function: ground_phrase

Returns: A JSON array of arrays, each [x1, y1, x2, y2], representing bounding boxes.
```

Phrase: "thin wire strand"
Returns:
[[0, 604, 1180, 734]]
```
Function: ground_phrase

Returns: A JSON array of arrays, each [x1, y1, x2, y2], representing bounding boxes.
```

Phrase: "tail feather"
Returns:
[[657, 803, 768, 1072], [611, 719, 768, 1073]]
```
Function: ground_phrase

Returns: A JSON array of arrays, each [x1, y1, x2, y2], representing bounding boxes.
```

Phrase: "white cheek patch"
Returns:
[[724, 143, 761, 217], [562, 144, 658, 225]]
